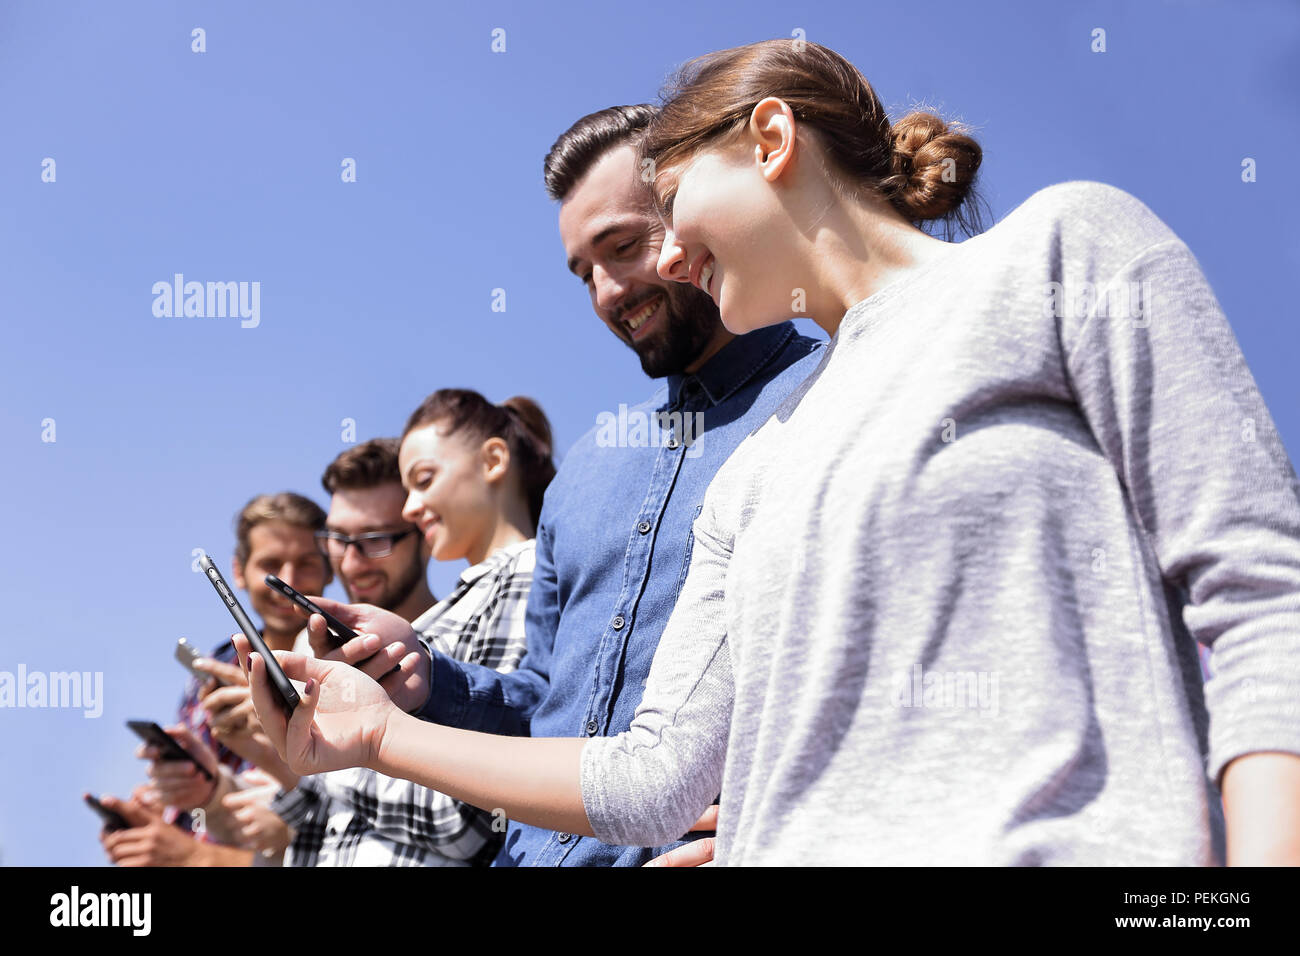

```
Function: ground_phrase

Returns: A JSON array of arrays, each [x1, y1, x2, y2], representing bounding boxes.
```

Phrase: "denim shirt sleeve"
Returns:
[[413, 521, 556, 735]]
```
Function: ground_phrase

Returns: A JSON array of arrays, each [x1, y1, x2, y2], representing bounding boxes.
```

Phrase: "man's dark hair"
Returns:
[[321, 437, 402, 495], [542, 104, 659, 201]]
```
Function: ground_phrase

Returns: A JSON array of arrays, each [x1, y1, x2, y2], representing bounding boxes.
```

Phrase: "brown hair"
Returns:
[[233, 492, 328, 566], [641, 40, 988, 239], [402, 389, 556, 530], [543, 104, 659, 201], [321, 437, 402, 495]]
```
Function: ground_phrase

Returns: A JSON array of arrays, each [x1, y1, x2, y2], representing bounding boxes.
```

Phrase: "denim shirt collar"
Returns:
[[664, 321, 798, 409]]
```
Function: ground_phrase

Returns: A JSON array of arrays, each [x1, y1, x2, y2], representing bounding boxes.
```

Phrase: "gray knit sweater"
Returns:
[[579, 182, 1300, 865]]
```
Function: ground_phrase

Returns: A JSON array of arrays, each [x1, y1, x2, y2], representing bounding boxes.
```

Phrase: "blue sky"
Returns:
[[1, 0, 1296, 865]]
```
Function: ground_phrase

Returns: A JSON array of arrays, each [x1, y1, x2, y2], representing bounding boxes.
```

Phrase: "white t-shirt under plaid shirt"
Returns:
[[273, 539, 535, 866]]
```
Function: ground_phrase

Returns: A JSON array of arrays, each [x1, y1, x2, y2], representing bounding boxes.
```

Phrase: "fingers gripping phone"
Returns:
[[197, 552, 299, 714], [84, 793, 131, 832], [175, 637, 230, 686], [125, 720, 214, 780], [264, 574, 357, 649]]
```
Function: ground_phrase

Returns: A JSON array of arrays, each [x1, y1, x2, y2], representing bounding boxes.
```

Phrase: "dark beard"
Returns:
[[630, 282, 721, 378], [349, 548, 426, 613]]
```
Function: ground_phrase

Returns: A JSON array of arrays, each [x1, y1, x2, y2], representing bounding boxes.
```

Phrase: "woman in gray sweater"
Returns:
[[238, 40, 1300, 865]]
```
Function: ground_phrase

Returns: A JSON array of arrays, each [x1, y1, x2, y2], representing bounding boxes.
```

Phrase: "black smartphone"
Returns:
[[265, 574, 357, 648], [197, 552, 300, 714], [84, 793, 131, 832], [125, 720, 214, 780]]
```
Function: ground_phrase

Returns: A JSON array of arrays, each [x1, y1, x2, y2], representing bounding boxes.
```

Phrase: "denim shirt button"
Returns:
[[585, 720, 598, 735], [637, 520, 651, 534], [611, 615, 625, 630], [556, 832, 571, 843], [665, 436, 679, 449]]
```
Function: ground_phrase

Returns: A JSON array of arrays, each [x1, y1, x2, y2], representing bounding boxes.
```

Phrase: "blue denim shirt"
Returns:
[[416, 321, 824, 865]]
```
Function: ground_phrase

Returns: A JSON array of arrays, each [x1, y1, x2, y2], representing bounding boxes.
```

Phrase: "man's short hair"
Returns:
[[542, 104, 659, 201], [233, 492, 328, 566], [320, 437, 402, 495]]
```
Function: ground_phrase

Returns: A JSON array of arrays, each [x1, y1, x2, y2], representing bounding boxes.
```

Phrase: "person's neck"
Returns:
[[683, 325, 735, 375], [802, 199, 956, 338], [391, 581, 437, 624], [466, 498, 533, 567]]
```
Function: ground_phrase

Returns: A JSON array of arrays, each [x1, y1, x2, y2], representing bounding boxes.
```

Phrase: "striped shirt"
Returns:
[[273, 539, 535, 866]]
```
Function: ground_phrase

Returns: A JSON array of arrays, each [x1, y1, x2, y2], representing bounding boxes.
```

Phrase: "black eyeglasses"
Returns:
[[315, 528, 417, 559]]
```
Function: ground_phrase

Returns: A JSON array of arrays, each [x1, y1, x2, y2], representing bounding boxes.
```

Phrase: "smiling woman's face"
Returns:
[[398, 423, 496, 564], [651, 111, 810, 335]]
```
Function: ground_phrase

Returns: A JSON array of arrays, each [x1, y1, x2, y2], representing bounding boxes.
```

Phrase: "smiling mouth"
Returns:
[[696, 255, 716, 300], [621, 294, 663, 339], [267, 592, 297, 613], [420, 518, 440, 544]]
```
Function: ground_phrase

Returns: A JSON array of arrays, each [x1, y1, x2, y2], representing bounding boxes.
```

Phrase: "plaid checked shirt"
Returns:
[[272, 539, 535, 866], [168, 639, 253, 842]]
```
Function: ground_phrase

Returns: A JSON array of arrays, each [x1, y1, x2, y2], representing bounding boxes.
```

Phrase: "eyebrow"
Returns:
[[326, 523, 408, 534], [566, 220, 641, 276], [402, 459, 431, 483]]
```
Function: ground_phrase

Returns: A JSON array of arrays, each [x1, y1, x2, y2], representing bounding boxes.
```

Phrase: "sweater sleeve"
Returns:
[[580, 504, 736, 847], [1062, 231, 1300, 784]]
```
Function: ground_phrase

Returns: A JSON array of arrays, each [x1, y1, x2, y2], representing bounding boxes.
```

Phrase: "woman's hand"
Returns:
[[232, 634, 397, 777], [193, 658, 297, 786], [643, 805, 718, 867], [304, 597, 433, 714]]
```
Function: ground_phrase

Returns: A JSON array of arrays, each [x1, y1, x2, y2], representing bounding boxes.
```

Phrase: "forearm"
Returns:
[[191, 841, 256, 867], [418, 640, 546, 735], [372, 710, 592, 836], [1221, 751, 1300, 865]]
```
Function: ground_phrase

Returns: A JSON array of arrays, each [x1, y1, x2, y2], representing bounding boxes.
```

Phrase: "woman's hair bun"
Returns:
[[884, 110, 982, 223]]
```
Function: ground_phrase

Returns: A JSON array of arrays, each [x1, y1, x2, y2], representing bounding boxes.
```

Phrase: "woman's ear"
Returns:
[[748, 96, 797, 183], [481, 436, 511, 485]]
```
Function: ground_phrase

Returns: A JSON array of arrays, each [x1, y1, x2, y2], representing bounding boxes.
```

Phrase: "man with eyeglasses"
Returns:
[[312, 439, 435, 622]]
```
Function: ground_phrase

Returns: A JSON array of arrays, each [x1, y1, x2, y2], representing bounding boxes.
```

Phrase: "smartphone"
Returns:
[[84, 793, 131, 832], [126, 720, 214, 780], [175, 637, 229, 686], [265, 574, 357, 648], [197, 553, 299, 714]]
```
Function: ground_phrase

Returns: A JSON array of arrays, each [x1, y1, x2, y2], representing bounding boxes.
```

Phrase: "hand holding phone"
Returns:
[[236, 633, 396, 778], [84, 793, 132, 832], [197, 553, 299, 714], [264, 574, 358, 648], [175, 637, 230, 686], [126, 720, 214, 780]]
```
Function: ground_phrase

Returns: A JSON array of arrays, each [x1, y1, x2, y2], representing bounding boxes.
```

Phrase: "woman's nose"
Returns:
[[656, 228, 691, 283]]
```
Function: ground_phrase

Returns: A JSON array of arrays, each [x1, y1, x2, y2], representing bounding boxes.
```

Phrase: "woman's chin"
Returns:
[[721, 307, 779, 337]]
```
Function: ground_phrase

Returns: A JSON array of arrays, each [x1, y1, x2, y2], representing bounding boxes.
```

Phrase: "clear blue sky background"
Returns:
[[1, 0, 1296, 866]]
